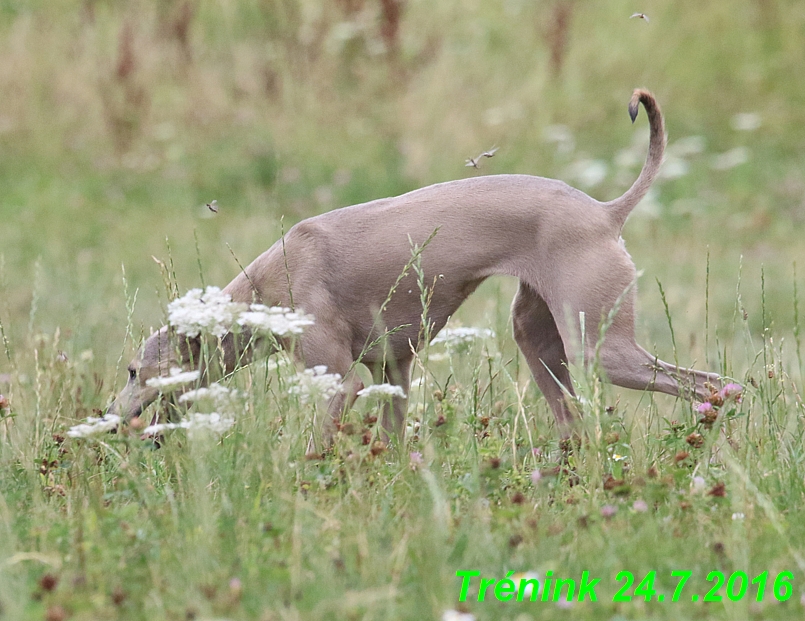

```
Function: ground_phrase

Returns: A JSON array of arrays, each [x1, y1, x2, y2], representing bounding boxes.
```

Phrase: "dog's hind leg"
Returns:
[[595, 338, 721, 402], [298, 329, 364, 446], [511, 282, 577, 437], [544, 244, 721, 403]]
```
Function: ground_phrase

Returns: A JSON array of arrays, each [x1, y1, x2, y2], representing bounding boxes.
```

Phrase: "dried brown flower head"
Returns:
[[39, 573, 59, 592], [673, 451, 690, 464], [686, 433, 705, 448]]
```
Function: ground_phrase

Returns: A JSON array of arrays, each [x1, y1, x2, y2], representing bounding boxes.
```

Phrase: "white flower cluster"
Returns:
[[288, 365, 343, 404], [264, 356, 291, 372], [67, 413, 121, 438], [143, 412, 235, 438], [430, 327, 495, 349], [442, 610, 476, 621], [357, 383, 407, 399], [167, 286, 316, 340], [145, 368, 201, 391], [144, 382, 243, 439], [179, 383, 243, 411], [68, 380, 240, 441], [731, 112, 761, 132], [167, 286, 246, 338], [237, 304, 315, 337]]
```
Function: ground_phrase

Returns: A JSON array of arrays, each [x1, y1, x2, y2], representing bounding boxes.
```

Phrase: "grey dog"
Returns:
[[107, 89, 722, 440]]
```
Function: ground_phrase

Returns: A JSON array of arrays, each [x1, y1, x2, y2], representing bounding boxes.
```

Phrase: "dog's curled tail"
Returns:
[[603, 89, 666, 229]]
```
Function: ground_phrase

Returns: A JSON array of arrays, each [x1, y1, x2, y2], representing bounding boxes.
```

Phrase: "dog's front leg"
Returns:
[[368, 357, 413, 444], [320, 367, 363, 446], [512, 283, 578, 437]]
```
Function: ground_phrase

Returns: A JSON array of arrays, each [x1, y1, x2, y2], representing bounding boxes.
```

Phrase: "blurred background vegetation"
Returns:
[[3, 3, 805, 619], [1, 0, 804, 392]]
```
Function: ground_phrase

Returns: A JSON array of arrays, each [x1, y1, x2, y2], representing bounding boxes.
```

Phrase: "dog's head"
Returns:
[[105, 326, 202, 421]]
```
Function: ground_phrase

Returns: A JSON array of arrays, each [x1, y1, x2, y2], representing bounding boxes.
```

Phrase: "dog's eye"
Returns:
[[128, 368, 137, 381]]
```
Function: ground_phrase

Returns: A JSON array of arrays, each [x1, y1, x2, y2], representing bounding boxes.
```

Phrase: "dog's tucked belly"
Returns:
[[344, 275, 486, 362]]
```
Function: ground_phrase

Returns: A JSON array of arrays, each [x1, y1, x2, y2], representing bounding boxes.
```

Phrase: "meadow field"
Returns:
[[2, 1, 805, 619]]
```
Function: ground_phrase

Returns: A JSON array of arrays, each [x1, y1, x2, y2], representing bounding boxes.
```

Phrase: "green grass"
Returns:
[[2, 0, 805, 619]]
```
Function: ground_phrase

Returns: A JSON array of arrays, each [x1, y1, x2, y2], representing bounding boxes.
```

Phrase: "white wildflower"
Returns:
[[67, 413, 121, 438], [691, 475, 707, 494], [430, 327, 495, 348], [731, 112, 761, 132], [659, 156, 689, 180], [141, 422, 175, 435], [181, 412, 236, 436], [668, 135, 706, 157], [145, 367, 200, 390], [167, 286, 246, 338], [564, 158, 608, 188], [543, 124, 575, 155], [237, 304, 315, 337], [732, 512, 745, 521], [486, 102, 523, 127], [143, 412, 235, 438], [510, 571, 541, 599], [484, 106, 506, 127], [357, 384, 407, 399], [264, 356, 291, 372], [615, 147, 642, 169], [633, 186, 662, 219], [288, 365, 343, 404], [442, 610, 476, 621], [711, 147, 750, 170], [179, 383, 242, 411], [409, 376, 425, 389]]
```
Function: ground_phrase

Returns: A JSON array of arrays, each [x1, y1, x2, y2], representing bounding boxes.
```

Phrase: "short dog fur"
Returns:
[[108, 89, 722, 440]]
